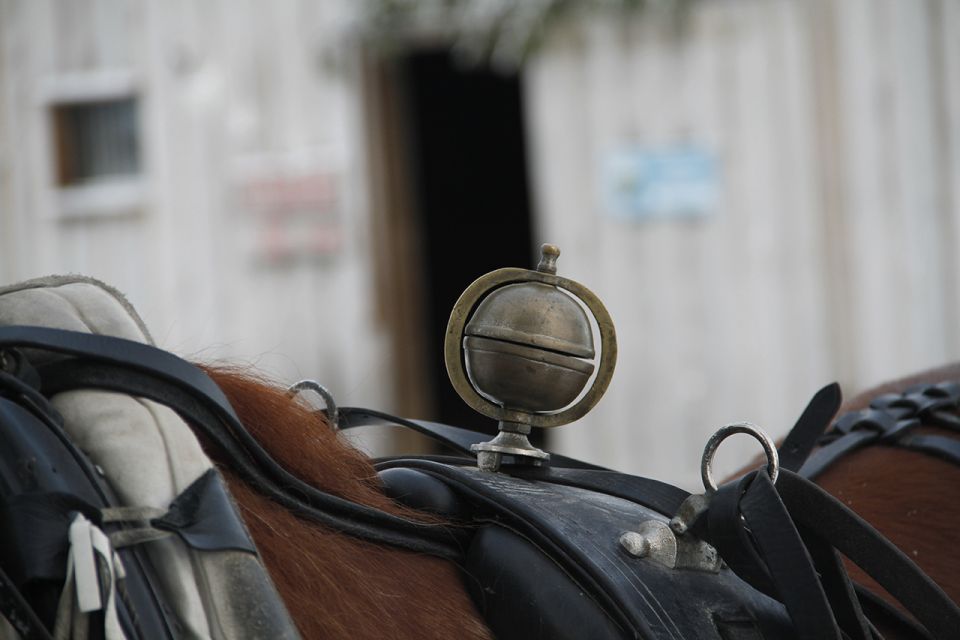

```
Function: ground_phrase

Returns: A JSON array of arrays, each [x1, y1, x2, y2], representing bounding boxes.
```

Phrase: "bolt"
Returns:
[[619, 531, 651, 558]]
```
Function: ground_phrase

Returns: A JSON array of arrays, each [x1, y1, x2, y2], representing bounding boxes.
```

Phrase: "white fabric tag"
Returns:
[[59, 514, 129, 640], [68, 515, 101, 613], [89, 526, 124, 639]]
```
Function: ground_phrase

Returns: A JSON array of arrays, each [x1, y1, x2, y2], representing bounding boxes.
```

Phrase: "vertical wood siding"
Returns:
[[2, 0, 958, 481], [526, 0, 960, 489], [0, 0, 399, 440]]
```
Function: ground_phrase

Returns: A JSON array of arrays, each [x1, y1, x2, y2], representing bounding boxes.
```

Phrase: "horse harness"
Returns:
[[0, 325, 959, 640]]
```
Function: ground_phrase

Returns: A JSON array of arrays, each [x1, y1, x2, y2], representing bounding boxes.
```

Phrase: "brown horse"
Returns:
[[199, 364, 960, 639]]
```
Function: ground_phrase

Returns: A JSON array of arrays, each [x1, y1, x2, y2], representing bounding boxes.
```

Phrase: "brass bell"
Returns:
[[445, 244, 617, 471], [463, 250, 595, 412]]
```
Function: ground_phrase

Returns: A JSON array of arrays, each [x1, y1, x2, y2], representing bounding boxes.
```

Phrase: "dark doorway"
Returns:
[[403, 49, 535, 435]]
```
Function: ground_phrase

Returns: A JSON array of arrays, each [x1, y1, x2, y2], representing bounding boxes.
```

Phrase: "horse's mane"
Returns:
[[199, 365, 492, 640]]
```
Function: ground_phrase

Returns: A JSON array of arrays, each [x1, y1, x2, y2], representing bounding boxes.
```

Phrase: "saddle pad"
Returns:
[[0, 275, 297, 639]]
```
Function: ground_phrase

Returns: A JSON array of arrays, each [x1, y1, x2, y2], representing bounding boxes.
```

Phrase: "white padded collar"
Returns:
[[0, 276, 213, 638]]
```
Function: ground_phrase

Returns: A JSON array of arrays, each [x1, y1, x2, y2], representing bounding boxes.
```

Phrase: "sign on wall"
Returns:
[[601, 144, 720, 221], [237, 167, 343, 266]]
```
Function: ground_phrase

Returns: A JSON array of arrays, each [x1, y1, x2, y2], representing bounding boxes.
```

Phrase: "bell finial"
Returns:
[[444, 244, 617, 472], [536, 244, 560, 274]]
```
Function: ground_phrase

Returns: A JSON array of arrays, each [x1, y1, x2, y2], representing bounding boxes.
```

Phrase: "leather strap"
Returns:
[[794, 524, 871, 640], [0, 564, 53, 640], [376, 458, 689, 517], [339, 408, 487, 457], [0, 326, 461, 560], [854, 584, 931, 639], [737, 473, 841, 640], [151, 469, 259, 553], [509, 466, 688, 514], [705, 468, 960, 639], [799, 381, 960, 479], [900, 433, 960, 465], [798, 430, 879, 479], [778, 383, 842, 473], [708, 475, 777, 598], [776, 470, 960, 639], [340, 408, 610, 471]]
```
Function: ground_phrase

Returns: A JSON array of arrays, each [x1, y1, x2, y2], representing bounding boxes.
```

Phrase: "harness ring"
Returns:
[[288, 379, 339, 428], [701, 422, 779, 494]]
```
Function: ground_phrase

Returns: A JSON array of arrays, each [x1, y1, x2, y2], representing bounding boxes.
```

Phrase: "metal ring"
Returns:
[[701, 422, 779, 494], [287, 380, 339, 428]]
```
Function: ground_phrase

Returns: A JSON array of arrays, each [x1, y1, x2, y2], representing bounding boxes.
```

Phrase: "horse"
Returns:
[[198, 362, 960, 639], [1, 275, 959, 639]]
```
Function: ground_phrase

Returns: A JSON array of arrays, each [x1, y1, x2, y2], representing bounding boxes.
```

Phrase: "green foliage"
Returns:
[[358, 0, 695, 69]]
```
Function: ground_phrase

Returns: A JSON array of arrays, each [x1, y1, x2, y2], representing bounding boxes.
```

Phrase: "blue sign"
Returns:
[[602, 145, 719, 221]]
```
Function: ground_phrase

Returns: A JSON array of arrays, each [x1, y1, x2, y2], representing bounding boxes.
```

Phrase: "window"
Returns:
[[52, 97, 140, 186]]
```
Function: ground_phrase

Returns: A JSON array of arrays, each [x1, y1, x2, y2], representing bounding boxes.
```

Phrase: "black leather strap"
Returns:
[[854, 584, 931, 640], [798, 430, 879, 479], [152, 469, 259, 553], [509, 466, 688, 514], [705, 468, 960, 639], [340, 408, 610, 471], [0, 564, 53, 640], [794, 525, 871, 640], [339, 408, 486, 457], [799, 381, 960, 479], [377, 458, 689, 517], [0, 326, 461, 559], [778, 383, 842, 473], [900, 433, 960, 465], [776, 470, 960, 640], [707, 475, 777, 597], [738, 473, 841, 640]]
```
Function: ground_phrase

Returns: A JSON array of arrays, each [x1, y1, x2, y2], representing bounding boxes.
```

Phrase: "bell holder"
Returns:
[[444, 245, 618, 471]]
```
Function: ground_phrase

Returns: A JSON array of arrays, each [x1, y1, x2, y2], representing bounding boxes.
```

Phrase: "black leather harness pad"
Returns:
[[466, 526, 622, 639], [378, 459, 795, 640]]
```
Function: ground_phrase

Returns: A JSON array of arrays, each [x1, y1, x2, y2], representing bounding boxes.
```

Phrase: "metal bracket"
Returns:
[[620, 517, 721, 573], [472, 422, 550, 472]]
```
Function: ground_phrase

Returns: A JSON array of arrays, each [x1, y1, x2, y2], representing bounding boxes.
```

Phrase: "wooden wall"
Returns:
[[2, 0, 958, 485], [0, 0, 401, 441], [526, 0, 960, 489]]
